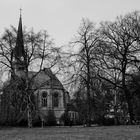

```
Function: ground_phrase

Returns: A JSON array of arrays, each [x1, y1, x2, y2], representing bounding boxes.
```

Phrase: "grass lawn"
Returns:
[[0, 125, 140, 140]]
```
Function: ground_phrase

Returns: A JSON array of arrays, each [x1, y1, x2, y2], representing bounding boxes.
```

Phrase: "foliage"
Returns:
[[0, 76, 36, 126], [60, 112, 70, 126], [71, 78, 114, 125], [46, 110, 56, 126], [32, 113, 42, 127]]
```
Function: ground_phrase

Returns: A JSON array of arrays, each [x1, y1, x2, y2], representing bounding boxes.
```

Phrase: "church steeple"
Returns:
[[15, 11, 25, 60], [13, 11, 26, 74]]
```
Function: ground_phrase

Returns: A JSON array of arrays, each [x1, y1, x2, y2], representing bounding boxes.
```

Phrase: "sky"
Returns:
[[0, 0, 140, 46], [0, 0, 140, 83]]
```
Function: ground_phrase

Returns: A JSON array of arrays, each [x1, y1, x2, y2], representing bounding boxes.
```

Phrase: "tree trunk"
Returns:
[[122, 64, 134, 124], [114, 89, 118, 125], [126, 96, 134, 124], [86, 63, 91, 126], [114, 105, 118, 125], [87, 86, 91, 126], [27, 106, 32, 128]]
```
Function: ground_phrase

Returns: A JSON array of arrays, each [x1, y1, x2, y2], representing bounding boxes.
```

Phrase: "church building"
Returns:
[[1, 13, 70, 125]]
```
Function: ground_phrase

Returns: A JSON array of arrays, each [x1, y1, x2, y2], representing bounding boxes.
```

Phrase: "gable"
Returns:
[[29, 68, 64, 89]]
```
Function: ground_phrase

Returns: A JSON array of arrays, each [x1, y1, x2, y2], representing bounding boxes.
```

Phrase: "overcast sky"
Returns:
[[0, 0, 140, 46]]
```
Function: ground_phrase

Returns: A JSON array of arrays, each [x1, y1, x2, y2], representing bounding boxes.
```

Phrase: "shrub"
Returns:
[[60, 112, 70, 126], [93, 115, 115, 126], [32, 113, 41, 127], [103, 118, 115, 126], [17, 119, 28, 127], [46, 110, 56, 126]]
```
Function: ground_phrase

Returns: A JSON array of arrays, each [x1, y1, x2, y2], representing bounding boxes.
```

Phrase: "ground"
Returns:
[[0, 125, 140, 140]]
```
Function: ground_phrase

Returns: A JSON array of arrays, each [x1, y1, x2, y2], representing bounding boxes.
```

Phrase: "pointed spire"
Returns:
[[15, 10, 25, 59], [20, 8, 22, 16]]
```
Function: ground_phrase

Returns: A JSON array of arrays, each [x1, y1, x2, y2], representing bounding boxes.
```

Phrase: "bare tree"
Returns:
[[95, 11, 140, 123], [67, 18, 100, 126]]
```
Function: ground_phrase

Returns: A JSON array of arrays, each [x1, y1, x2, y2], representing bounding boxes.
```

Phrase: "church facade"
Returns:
[[32, 68, 69, 121], [4, 14, 70, 124]]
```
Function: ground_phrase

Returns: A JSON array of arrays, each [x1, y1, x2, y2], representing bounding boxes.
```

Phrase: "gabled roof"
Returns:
[[29, 68, 64, 90]]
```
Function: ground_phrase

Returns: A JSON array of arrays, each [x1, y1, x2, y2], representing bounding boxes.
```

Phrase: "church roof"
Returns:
[[29, 68, 64, 90]]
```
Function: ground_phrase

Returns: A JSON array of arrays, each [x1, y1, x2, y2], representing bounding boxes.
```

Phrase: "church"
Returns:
[[0, 13, 70, 125]]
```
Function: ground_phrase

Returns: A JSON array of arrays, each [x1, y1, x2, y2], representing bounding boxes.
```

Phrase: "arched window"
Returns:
[[53, 92, 59, 107], [42, 91, 47, 107]]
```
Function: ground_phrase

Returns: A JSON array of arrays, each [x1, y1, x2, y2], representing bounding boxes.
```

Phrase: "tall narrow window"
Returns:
[[53, 92, 59, 107], [42, 92, 47, 107]]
